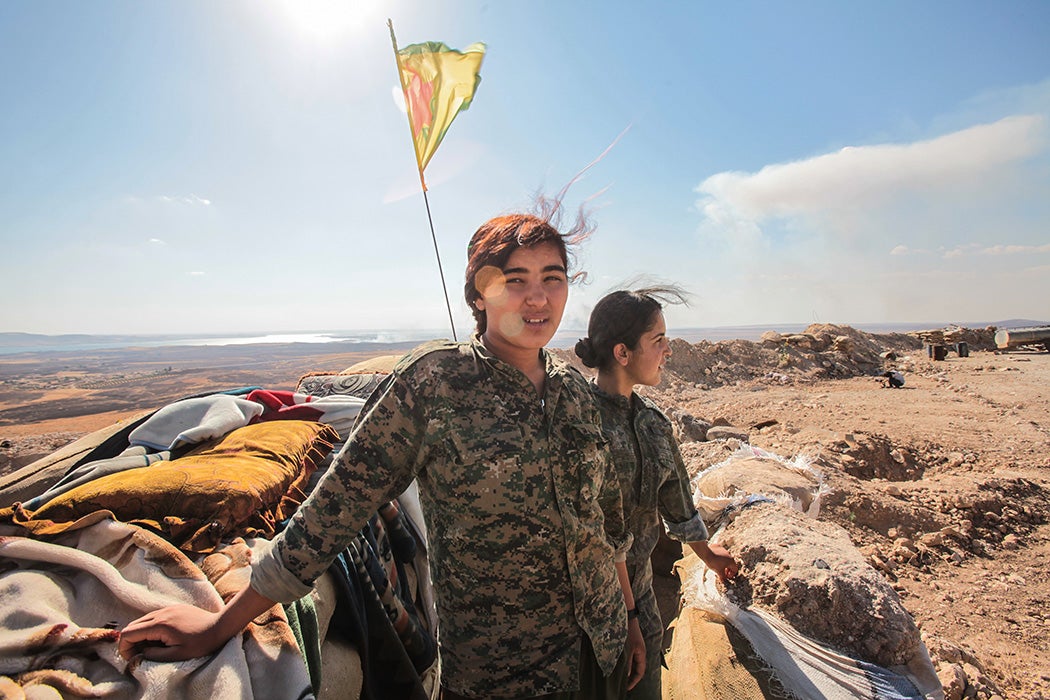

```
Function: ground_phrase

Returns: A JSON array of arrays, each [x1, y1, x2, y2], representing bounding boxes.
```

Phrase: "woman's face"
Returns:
[[475, 241, 568, 359], [624, 311, 671, 387]]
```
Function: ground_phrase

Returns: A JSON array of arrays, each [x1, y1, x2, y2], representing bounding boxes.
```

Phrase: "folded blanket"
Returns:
[[0, 515, 314, 699], [6, 421, 338, 553], [128, 395, 265, 451], [21, 446, 171, 511], [246, 389, 365, 439]]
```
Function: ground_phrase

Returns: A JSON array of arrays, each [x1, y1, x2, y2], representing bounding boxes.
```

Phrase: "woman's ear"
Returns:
[[613, 343, 630, 367], [475, 298, 486, 311]]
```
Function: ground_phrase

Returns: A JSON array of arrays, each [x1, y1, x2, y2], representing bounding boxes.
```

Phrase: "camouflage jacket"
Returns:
[[589, 384, 709, 600], [252, 337, 631, 698]]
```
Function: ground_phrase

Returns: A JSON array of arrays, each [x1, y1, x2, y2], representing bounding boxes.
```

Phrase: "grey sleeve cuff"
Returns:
[[250, 537, 314, 604], [664, 512, 709, 543], [611, 530, 633, 562]]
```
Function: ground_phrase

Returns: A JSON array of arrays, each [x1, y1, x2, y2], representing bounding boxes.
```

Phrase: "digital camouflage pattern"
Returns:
[[589, 384, 710, 699], [253, 337, 631, 699]]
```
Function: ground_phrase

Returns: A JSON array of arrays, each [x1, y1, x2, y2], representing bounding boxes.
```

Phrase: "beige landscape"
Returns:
[[1, 325, 1048, 699]]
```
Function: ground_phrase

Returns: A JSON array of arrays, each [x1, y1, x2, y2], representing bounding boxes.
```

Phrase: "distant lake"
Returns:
[[0, 330, 445, 355], [0, 320, 1036, 356]]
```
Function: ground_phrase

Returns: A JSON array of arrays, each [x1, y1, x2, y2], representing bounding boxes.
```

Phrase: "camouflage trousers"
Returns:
[[439, 633, 629, 700]]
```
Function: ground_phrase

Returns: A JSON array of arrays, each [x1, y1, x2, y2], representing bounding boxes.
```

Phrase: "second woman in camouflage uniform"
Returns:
[[574, 287, 739, 699]]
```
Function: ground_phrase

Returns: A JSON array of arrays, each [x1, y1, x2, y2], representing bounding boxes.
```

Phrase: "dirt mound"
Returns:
[[658, 323, 928, 390]]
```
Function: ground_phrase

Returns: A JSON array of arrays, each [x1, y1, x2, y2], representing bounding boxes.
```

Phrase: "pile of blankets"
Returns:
[[0, 383, 437, 700]]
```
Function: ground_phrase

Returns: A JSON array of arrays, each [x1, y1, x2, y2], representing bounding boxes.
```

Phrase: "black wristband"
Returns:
[[626, 607, 639, 621]]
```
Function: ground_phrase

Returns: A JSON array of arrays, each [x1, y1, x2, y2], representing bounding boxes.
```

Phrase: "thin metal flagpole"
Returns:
[[388, 19, 458, 341], [421, 188, 458, 341]]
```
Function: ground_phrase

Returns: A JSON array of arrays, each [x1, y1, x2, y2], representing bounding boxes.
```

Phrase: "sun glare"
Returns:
[[274, 0, 378, 43]]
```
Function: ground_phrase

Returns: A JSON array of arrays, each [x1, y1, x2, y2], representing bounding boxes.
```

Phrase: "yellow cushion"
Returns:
[[17, 420, 337, 552]]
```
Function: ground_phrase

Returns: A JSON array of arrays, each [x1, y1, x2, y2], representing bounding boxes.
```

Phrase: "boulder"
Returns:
[[705, 425, 750, 442]]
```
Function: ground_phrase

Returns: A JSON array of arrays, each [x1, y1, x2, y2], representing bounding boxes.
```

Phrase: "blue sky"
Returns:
[[2, 1, 1049, 336]]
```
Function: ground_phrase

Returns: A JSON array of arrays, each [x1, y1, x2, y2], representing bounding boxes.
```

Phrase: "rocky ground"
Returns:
[[2, 325, 1048, 698]]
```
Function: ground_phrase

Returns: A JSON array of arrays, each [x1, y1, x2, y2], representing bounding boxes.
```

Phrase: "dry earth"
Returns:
[[2, 326, 1048, 698], [0, 340, 420, 469]]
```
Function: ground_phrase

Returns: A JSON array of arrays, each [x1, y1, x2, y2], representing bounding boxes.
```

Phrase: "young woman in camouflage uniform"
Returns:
[[574, 287, 739, 699], [120, 209, 646, 699]]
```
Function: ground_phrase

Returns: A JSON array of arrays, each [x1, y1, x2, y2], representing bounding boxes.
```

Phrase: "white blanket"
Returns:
[[128, 396, 264, 451]]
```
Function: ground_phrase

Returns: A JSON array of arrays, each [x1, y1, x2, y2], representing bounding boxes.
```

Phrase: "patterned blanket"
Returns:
[[0, 514, 313, 699]]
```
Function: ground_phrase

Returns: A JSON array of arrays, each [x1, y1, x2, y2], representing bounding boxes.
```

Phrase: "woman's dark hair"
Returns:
[[464, 195, 592, 333], [574, 285, 688, 370]]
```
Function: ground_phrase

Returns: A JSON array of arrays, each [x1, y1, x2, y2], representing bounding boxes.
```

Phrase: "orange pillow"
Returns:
[[18, 420, 337, 552]]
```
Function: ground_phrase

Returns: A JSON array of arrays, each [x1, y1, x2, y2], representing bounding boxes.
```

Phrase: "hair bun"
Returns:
[[574, 337, 598, 368]]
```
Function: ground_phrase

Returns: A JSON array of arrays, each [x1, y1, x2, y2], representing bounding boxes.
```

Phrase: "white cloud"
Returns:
[[687, 112, 1050, 325], [696, 115, 1046, 227], [942, 243, 982, 259], [943, 242, 1050, 258], [160, 194, 212, 206], [148, 238, 166, 245], [979, 243, 1050, 255], [188, 271, 206, 276]]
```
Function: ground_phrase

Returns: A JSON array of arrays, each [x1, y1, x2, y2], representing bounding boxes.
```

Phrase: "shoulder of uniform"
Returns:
[[637, 394, 673, 425], [394, 339, 464, 369], [550, 355, 590, 390]]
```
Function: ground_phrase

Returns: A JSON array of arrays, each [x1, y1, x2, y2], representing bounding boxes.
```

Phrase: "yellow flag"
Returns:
[[390, 24, 485, 188]]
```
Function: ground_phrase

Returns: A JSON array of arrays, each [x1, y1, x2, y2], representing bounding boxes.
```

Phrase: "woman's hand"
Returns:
[[118, 605, 227, 662], [625, 617, 647, 690], [119, 584, 276, 662], [706, 549, 739, 583], [691, 540, 740, 583]]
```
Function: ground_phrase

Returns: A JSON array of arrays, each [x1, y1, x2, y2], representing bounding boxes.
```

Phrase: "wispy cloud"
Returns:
[[160, 194, 212, 206], [890, 245, 919, 256], [978, 243, 1050, 255], [148, 238, 166, 245], [188, 271, 205, 276], [944, 242, 1050, 258]]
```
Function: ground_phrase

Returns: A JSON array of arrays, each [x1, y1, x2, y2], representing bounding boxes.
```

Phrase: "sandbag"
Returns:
[[668, 444, 942, 699], [678, 548, 942, 700], [663, 602, 790, 700], [695, 453, 823, 514]]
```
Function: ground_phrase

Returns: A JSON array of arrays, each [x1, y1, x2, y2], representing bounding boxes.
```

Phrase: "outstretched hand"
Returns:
[[706, 543, 740, 583], [118, 604, 226, 662], [692, 540, 740, 584]]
